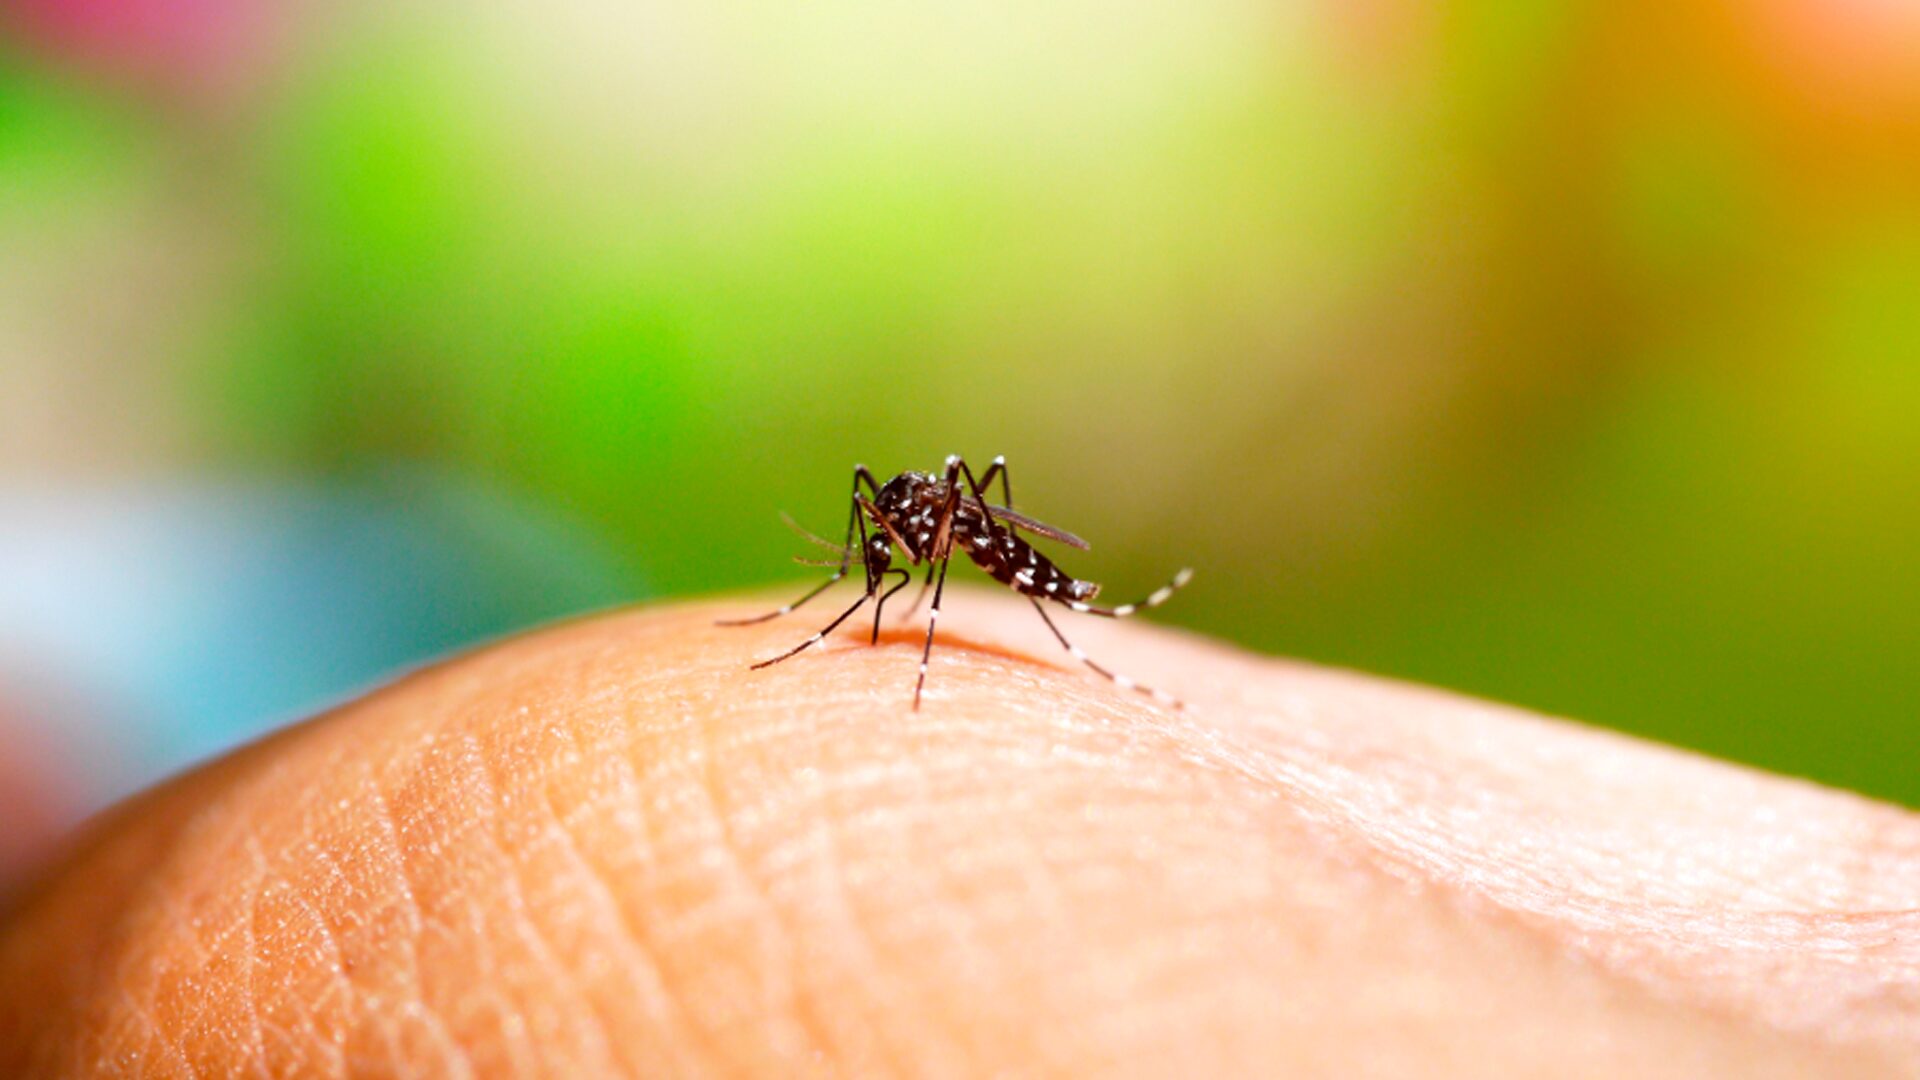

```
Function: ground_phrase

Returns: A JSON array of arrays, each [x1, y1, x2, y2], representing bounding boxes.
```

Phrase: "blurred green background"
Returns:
[[1, 0, 1916, 816]]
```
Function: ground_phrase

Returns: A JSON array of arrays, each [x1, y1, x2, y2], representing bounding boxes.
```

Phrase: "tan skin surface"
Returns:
[[3, 590, 1918, 1077]]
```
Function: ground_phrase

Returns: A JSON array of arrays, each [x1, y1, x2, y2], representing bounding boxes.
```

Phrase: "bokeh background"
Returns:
[[2, 0, 1916, 884]]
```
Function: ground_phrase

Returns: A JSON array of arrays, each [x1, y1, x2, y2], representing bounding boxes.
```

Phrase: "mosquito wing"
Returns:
[[971, 499, 1091, 550]]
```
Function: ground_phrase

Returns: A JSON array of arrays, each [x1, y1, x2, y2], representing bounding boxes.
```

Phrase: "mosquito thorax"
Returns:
[[876, 472, 933, 512]]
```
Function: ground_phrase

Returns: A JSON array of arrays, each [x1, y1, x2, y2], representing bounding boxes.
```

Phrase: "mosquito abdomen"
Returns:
[[963, 526, 1099, 601]]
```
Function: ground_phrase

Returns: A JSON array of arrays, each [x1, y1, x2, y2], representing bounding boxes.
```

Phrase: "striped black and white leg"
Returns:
[[1062, 567, 1194, 618], [750, 591, 872, 669], [971, 454, 1014, 531], [1028, 598, 1183, 709], [717, 567, 849, 626], [912, 484, 967, 710], [913, 549, 955, 710], [899, 454, 1007, 625], [895, 453, 1013, 631]]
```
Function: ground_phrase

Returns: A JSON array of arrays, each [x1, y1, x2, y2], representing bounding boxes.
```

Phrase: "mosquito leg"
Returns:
[[751, 590, 874, 669], [913, 481, 965, 710], [913, 551, 954, 710], [936, 455, 1019, 603], [718, 463, 876, 626], [970, 454, 1015, 536], [947, 454, 1010, 542], [1059, 567, 1194, 618], [716, 572, 847, 626], [1028, 597, 1183, 709], [896, 563, 936, 623], [870, 568, 911, 644]]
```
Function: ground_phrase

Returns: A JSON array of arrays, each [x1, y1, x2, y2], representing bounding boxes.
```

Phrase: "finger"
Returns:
[[2, 592, 1915, 1077]]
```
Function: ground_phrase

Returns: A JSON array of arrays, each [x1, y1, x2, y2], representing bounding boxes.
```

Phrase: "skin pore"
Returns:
[[3, 590, 1917, 1076]]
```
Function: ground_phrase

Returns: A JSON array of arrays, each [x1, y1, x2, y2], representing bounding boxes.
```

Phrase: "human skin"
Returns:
[[2, 590, 1918, 1077]]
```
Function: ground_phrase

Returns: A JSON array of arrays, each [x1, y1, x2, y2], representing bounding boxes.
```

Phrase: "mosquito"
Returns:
[[718, 455, 1193, 710]]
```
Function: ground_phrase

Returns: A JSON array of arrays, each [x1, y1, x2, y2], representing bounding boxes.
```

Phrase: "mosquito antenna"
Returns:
[[780, 510, 851, 556]]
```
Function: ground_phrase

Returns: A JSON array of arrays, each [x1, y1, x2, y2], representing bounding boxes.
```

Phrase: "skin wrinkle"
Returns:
[[533, 725, 693, 1078], [816, 707, 1055, 1076], [794, 680, 1244, 1068], [174, 859, 260, 1045], [1063, 764, 1291, 1067], [621, 735, 736, 1065], [499, 717, 648, 1070], [234, 834, 272, 1068], [832, 778, 1008, 1073], [294, 741, 381, 1062], [268, 870, 351, 1076], [237, 836, 273, 1077], [926, 710, 1118, 1047], [106, 982, 197, 1079], [692, 699, 843, 1068], [591, 726, 713, 1069], [1472, 808, 1895, 1013], [1192, 664, 1920, 1046], [384, 724, 502, 1077], [592, 646, 822, 1073], [0, 736, 290, 1075], [699, 724, 890, 1073], [801, 781, 915, 1076], [151, 816, 273, 1071], [415, 732, 544, 1076], [616, 715, 779, 1069], [352, 767, 468, 1077], [125, 826, 241, 1075], [796, 595, 1918, 1069], [798, 704, 989, 1076], [5, 593, 1920, 1076], [56, 841, 166, 1074], [462, 728, 624, 1077]]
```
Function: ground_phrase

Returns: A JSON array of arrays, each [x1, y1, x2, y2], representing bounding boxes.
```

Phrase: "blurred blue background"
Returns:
[[1, 0, 1916, 882]]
